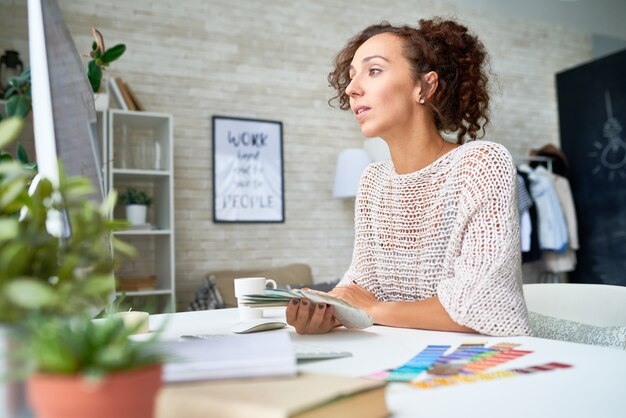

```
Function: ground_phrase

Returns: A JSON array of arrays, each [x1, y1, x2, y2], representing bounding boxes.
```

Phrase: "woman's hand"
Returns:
[[285, 299, 339, 334], [330, 283, 380, 316]]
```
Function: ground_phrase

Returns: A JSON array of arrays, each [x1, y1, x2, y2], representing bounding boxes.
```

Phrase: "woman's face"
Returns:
[[346, 33, 420, 138]]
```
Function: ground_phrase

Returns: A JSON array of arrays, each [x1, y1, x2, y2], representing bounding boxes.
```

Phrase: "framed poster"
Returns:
[[212, 116, 284, 223]]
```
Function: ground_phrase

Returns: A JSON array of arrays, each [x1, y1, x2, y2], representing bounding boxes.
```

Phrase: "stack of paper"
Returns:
[[154, 333, 296, 383], [240, 288, 373, 329]]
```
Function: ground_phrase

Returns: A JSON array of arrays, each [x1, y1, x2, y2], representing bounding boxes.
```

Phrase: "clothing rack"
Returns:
[[515, 155, 565, 284], [512, 155, 553, 172]]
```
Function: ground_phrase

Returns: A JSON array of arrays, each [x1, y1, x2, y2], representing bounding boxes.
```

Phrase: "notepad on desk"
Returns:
[[241, 288, 374, 329], [153, 333, 296, 383], [157, 372, 388, 418]]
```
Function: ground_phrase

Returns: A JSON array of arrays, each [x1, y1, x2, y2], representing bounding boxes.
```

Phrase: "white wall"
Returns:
[[0, 0, 592, 309], [444, 0, 626, 40]]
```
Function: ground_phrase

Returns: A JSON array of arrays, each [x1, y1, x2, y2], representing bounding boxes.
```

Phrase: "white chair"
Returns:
[[523, 283, 626, 327]]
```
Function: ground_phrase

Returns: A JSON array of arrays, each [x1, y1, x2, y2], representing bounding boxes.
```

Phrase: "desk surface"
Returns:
[[150, 308, 626, 418]]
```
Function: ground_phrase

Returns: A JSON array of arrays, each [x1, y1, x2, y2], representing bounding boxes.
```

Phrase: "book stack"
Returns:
[[116, 274, 156, 292], [157, 372, 388, 418], [109, 77, 144, 111]]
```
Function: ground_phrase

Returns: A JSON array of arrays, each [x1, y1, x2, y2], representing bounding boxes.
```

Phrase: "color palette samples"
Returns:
[[369, 345, 450, 381], [369, 341, 572, 389], [413, 362, 572, 389]]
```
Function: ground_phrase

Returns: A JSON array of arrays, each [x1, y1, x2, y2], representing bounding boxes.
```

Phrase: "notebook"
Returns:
[[153, 333, 296, 382]]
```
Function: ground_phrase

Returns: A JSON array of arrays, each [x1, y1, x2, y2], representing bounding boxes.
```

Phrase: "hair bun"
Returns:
[[418, 18, 490, 142]]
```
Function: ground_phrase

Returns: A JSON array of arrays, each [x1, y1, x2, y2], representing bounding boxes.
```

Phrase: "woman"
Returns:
[[287, 18, 530, 336]]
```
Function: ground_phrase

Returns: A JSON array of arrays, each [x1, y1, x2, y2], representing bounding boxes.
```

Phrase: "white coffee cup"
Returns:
[[234, 277, 277, 321]]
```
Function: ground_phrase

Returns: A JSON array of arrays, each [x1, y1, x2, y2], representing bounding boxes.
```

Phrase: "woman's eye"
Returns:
[[369, 68, 382, 76]]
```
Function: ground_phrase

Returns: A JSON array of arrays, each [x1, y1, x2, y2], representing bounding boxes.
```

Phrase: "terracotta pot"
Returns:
[[27, 364, 162, 418]]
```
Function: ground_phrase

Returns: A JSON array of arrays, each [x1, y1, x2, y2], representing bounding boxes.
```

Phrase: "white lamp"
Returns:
[[332, 148, 371, 198], [363, 137, 391, 162]]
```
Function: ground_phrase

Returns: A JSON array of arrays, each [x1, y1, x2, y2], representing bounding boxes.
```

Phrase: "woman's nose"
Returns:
[[345, 76, 362, 97]]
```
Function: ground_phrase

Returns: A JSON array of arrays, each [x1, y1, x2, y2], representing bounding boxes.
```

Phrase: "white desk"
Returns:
[[150, 308, 626, 418]]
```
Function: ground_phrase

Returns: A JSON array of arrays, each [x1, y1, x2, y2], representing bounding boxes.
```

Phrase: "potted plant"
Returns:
[[0, 115, 137, 320], [84, 27, 126, 110], [0, 117, 137, 417], [120, 187, 153, 226], [2, 68, 31, 118], [0, 151, 132, 322], [22, 314, 164, 418]]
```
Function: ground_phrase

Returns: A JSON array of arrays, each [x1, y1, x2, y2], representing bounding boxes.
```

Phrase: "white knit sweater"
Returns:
[[339, 141, 530, 336]]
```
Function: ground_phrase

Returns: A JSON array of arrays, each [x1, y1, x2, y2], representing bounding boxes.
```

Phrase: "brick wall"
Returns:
[[0, 0, 592, 310]]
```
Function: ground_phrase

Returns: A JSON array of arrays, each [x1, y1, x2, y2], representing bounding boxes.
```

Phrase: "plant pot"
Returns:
[[94, 92, 109, 111], [27, 364, 162, 418], [94, 76, 110, 111], [126, 204, 147, 225]]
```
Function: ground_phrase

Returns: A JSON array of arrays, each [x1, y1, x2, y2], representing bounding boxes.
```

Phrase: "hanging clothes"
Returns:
[[518, 164, 569, 253], [517, 170, 541, 263], [550, 173, 579, 250], [516, 174, 533, 253], [542, 172, 579, 273]]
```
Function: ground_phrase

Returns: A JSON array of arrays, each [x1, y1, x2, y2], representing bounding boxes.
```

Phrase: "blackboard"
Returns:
[[557, 49, 626, 286]]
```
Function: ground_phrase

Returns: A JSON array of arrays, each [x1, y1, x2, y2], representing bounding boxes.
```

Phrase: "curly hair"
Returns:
[[328, 18, 491, 143]]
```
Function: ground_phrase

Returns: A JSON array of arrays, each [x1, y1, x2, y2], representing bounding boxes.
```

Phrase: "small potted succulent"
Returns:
[[120, 187, 153, 226], [22, 313, 164, 418]]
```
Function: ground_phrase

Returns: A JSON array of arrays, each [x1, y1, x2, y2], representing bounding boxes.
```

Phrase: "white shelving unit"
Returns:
[[102, 109, 176, 312]]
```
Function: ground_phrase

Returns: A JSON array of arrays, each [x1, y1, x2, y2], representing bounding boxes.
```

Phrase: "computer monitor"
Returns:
[[26, 0, 114, 304], [28, 0, 105, 203]]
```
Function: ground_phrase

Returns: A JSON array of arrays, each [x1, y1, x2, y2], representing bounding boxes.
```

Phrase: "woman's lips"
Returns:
[[354, 106, 371, 121]]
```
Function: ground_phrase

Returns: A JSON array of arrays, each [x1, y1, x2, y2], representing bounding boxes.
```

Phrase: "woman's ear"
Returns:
[[422, 71, 439, 100]]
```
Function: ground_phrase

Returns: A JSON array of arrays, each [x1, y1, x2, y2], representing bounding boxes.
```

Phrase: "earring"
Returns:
[[419, 97, 425, 104]]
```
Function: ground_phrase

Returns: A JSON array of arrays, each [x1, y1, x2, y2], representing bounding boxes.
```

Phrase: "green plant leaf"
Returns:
[[15, 96, 31, 118], [0, 242, 30, 278], [119, 187, 152, 206], [5, 96, 18, 117], [110, 236, 137, 257], [16, 143, 29, 164], [0, 177, 28, 208], [100, 190, 117, 216], [19, 314, 164, 376], [83, 274, 115, 297], [3, 86, 16, 99], [6, 96, 31, 118], [0, 117, 24, 149], [7, 77, 21, 89], [87, 61, 103, 93], [0, 218, 19, 242], [101, 44, 126, 64], [18, 68, 31, 84], [5, 279, 58, 309]]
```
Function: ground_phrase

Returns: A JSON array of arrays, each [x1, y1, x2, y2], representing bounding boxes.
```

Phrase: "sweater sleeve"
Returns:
[[436, 143, 530, 336]]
